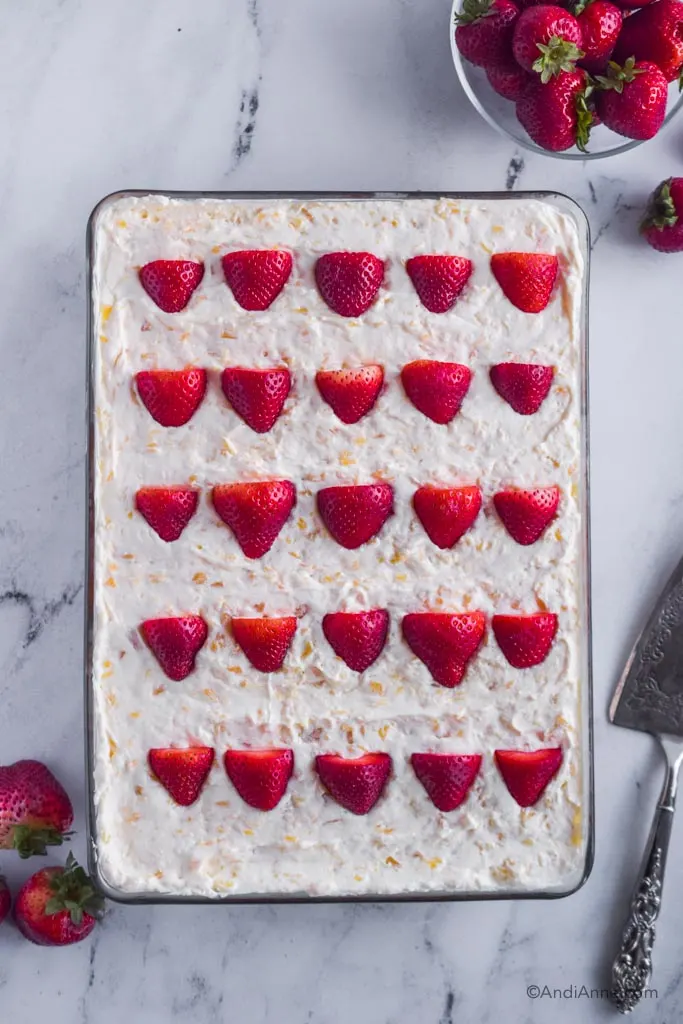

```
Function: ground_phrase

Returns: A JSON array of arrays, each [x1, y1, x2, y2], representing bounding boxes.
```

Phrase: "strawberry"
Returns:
[[512, 6, 584, 78], [317, 483, 394, 549], [220, 367, 291, 433], [577, 0, 622, 74], [135, 368, 207, 427], [642, 178, 683, 253], [490, 252, 559, 311], [402, 611, 486, 688], [221, 250, 293, 311], [138, 260, 204, 313], [495, 748, 563, 806], [135, 487, 199, 542], [614, 0, 683, 82], [147, 747, 215, 806], [322, 609, 390, 672], [212, 480, 296, 559], [516, 69, 595, 152], [14, 853, 104, 946], [401, 360, 472, 424], [140, 615, 208, 681], [413, 485, 482, 549], [315, 252, 385, 317], [223, 749, 294, 810], [410, 753, 482, 812], [492, 613, 558, 667], [493, 486, 560, 544], [489, 363, 554, 414], [315, 753, 392, 815], [0, 760, 73, 858], [231, 616, 298, 671], [0, 876, 10, 925], [405, 255, 473, 313], [454, 0, 520, 69], [595, 59, 668, 140], [487, 61, 533, 100], [315, 365, 384, 424]]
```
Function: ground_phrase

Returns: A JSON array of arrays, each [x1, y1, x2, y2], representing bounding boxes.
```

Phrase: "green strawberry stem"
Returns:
[[575, 85, 596, 154], [13, 824, 73, 859], [596, 57, 644, 94], [533, 36, 584, 84], [641, 179, 678, 232], [454, 0, 494, 25], [44, 852, 105, 926]]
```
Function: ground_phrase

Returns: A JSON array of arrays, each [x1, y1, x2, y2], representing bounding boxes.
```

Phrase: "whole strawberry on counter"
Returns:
[[14, 853, 104, 946], [0, 875, 10, 925], [0, 760, 73, 858], [641, 178, 683, 252], [455, 0, 520, 69], [595, 58, 668, 139], [516, 68, 596, 150], [614, 0, 683, 82], [513, 5, 584, 78], [576, 0, 622, 73]]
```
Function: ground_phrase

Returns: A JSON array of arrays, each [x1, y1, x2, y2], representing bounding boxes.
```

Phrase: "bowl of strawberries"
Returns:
[[451, 0, 683, 157]]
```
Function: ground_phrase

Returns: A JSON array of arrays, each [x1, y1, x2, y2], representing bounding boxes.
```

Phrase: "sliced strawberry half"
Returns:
[[410, 753, 482, 812], [315, 252, 385, 317], [223, 749, 294, 810], [405, 255, 473, 313], [493, 486, 560, 545], [220, 367, 291, 433], [221, 250, 293, 311], [317, 483, 394, 550], [231, 616, 297, 672], [401, 361, 472, 424], [402, 611, 486, 688], [315, 753, 392, 815], [212, 480, 296, 559], [490, 253, 559, 314], [492, 613, 558, 668], [140, 616, 208, 681], [322, 610, 389, 672], [495, 748, 564, 807], [315, 365, 384, 424], [139, 260, 205, 313], [147, 747, 214, 806], [490, 363, 554, 415], [135, 368, 207, 427], [135, 487, 199, 542], [413, 485, 482, 549]]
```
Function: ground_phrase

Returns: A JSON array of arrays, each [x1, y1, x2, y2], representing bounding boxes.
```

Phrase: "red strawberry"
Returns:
[[516, 69, 595, 152], [577, 0, 622, 74], [489, 363, 554, 414], [231, 616, 298, 671], [512, 6, 584, 77], [322, 609, 390, 672], [614, 0, 683, 81], [0, 760, 73, 858], [220, 367, 291, 433], [402, 611, 486, 688], [490, 253, 559, 311], [495, 748, 563, 806], [135, 487, 199, 542], [401, 360, 472, 424], [0, 876, 10, 925], [492, 613, 558, 667], [212, 481, 296, 559], [138, 260, 204, 313], [140, 615, 208, 681], [14, 853, 104, 946], [315, 365, 384, 424], [315, 753, 392, 815], [147, 747, 215, 806], [315, 252, 385, 317], [487, 61, 534, 100], [410, 753, 482, 812], [405, 255, 473, 313], [641, 178, 683, 253], [454, 0, 520, 69], [223, 749, 294, 810], [595, 59, 668, 140], [135, 368, 207, 427], [317, 483, 394, 549], [221, 250, 293, 311], [493, 486, 560, 544], [413, 485, 482, 549]]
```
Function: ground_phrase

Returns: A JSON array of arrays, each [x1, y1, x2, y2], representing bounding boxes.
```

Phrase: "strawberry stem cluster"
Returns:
[[44, 853, 105, 926], [533, 36, 585, 84]]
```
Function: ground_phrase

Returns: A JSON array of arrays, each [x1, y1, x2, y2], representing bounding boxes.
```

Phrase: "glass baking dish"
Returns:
[[84, 190, 594, 904]]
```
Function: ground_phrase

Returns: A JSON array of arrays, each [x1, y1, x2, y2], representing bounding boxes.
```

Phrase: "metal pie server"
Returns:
[[609, 552, 683, 1013]]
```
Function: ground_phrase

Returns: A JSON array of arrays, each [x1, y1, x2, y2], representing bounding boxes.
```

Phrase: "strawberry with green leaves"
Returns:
[[513, 6, 584, 78], [595, 59, 668, 140], [614, 0, 683, 82], [516, 69, 596, 152], [455, 0, 520, 69], [641, 178, 683, 253], [14, 853, 104, 946], [0, 760, 73, 858]]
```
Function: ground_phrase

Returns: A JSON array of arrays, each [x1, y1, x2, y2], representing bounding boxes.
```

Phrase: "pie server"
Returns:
[[609, 551, 683, 1013]]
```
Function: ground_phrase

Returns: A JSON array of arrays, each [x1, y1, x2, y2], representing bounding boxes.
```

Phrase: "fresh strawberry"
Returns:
[[413, 485, 482, 549], [14, 853, 104, 946], [495, 748, 563, 806], [220, 367, 291, 433], [490, 252, 559, 311], [0, 876, 10, 925], [212, 480, 296, 559], [315, 365, 384, 424], [315, 753, 392, 814], [147, 747, 215, 806], [492, 613, 558, 667], [493, 486, 560, 544], [642, 178, 683, 253], [223, 749, 294, 810], [0, 760, 73, 858], [322, 610, 390, 672], [512, 5, 584, 78], [140, 615, 208, 681], [405, 255, 473, 313], [315, 252, 385, 317], [577, 0, 622, 73], [317, 483, 394, 549], [138, 260, 204, 313], [489, 363, 554, 414], [595, 59, 668, 140], [135, 487, 199, 542], [135, 368, 207, 427], [411, 753, 482, 812], [487, 61, 533, 100], [516, 69, 595, 152], [454, 0, 520, 69], [231, 616, 298, 671], [401, 360, 472, 424], [221, 250, 293, 311], [402, 611, 486, 688], [614, 0, 683, 81]]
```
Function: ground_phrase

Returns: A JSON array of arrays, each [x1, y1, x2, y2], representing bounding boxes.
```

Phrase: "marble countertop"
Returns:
[[2, 0, 683, 1020]]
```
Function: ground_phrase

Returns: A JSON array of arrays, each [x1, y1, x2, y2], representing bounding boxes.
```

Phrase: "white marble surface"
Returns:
[[1, 0, 683, 1020]]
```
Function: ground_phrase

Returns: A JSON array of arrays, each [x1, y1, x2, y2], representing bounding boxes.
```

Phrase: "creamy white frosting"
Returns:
[[91, 194, 589, 898]]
